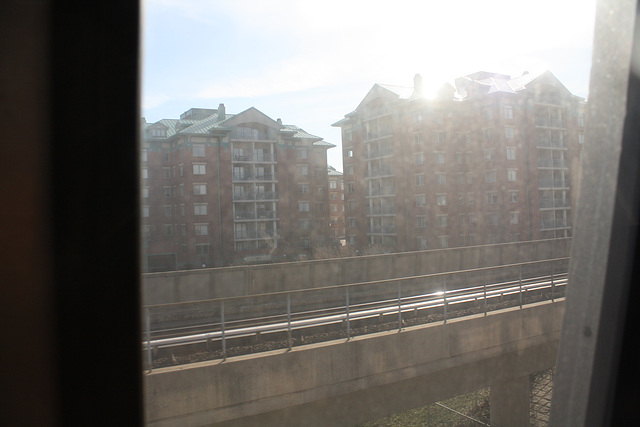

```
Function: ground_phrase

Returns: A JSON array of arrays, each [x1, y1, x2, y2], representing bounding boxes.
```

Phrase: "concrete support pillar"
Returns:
[[490, 375, 530, 427]]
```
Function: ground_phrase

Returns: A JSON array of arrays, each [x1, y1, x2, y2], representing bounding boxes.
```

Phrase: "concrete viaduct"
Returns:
[[143, 239, 569, 426]]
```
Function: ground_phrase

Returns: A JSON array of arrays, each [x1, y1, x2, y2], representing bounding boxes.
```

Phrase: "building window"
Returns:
[[457, 174, 464, 185], [433, 131, 445, 144], [193, 183, 207, 195], [417, 237, 428, 250], [347, 200, 355, 211], [413, 111, 422, 124], [331, 204, 338, 212], [347, 182, 355, 193], [483, 128, 493, 140], [506, 147, 516, 160], [416, 195, 426, 207], [436, 194, 447, 206], [507, 169, 517, 182], [164, 187, 171, 198], [180, 204, 185, 216], [345, 148, 353, 158], [486, 192, 498, 204], [142, 225, 151, 238], [165, 224, 173, 235], [456, 152, 463, 164], [193, 163, 206, 175], [298, 219, 310, 230], [434, 152, 445, 164], [192, 143, 205, 157], [195, 223, 209, 235], [329, 181, 337, 189], [483, 108, 493, 121], [438, 235, 449, 249], [415, 173, 425, 186], [417, 216, 427, 228], [164, 206, 172, 217], [141, 187, 149, 198], [467, 173, 473, 185], [458, 193, 465, 205], [435, 173, 446, 185], [484, 148, 494, 161], [468, 213, 477, 225], [437, 214, 448, 227], [348, 217, 356, 228], [510, 212, 520, 224], [485, 171, 497, 183], [468, 193, 475, 205], [508, 191, 519, 203], [578, 114, 585, 127], [180, 224, 186, 236], [345, 165, 353, 176], [504, 105, 514, 120], [505, 127, 515, 139], [298, 183, 309, 194], [195, 243, 209, 255], [297, 201, 309, 212], [141, 168, 148, 179], [163, 167, 171, 178], [194, 203, 208, 215], [179, 164, 184, 176], [301, 238, 311, 249], [313, 202, 324, 212], [297, 165, 309, 176], [466, 152, 472, 164], [296, 149, 308, 159], [142, 206, 150, 217], [487, 213, 499, 226], [579, 133, 585, 144], [141, 149, 148, 162], [162, 151, 170, 162], [414, 152, 424, 165], [414, 132, 422, 144]]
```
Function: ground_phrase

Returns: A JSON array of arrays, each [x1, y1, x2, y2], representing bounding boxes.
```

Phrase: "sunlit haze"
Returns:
[[142, 0, 596, 169]]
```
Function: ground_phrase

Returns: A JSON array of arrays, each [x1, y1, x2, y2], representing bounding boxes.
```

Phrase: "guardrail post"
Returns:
[[346, 287, 351, 340], [443, 276, 448, 324], [146, 306, 152, 373], [397, 282, 402, 331], [483, 271, 487, 317], [287, 293, 292, 350], [551, 262, 555, 302], [519, 267, 523, 309], [221, 300, 226, 361]]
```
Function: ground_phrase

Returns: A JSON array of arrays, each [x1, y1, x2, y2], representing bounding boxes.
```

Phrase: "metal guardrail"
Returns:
[[143, 258, 568, 370]]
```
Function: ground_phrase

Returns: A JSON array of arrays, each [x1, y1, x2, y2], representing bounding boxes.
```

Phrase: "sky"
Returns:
[[141, 0, 597, 170]]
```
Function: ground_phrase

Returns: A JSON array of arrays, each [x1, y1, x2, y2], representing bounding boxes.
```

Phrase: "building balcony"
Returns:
[[368, 225, 397, 234], [538, 178, 570, 188], [234, 230, 277, 240], [365, 167, 395, 179], [364, 128, 393, 141], [232, 173, 276, 182], [233, 191, 278, 201], [538, 158, 569, 168], [234, 211, 278, 220], [232, 153, 276, 162], [366, 187, 395, 197], [367, 206, 397, 215], [540, 219, 570, 229], [536, 139, 567, 149], [535, 118, 567, 128], [539, 199, 571, 209], [364, 147, 394, 159]]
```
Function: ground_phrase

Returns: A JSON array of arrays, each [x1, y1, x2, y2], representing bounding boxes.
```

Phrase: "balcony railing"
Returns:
[[369, 225, 397, 234], [536, 139, 567, 149], [367, 206, 397, 215], [364, 147, 394, 159], [538, 179, 570, 188], [232, 153, 276, 162], [539, 199, 571, 209], [233, 191, 278, 201], [535, 118, 567, 128], [541, 219, 570, 229], [234, 230, 277, 240], [366, 187, 395, 197], [365, 166, 395, 179], [232, 173, 276, 182], [538, 158, 568, 168]]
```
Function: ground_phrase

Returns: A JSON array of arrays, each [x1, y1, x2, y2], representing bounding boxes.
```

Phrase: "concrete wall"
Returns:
[[145, 300, 564, 426], [143, 238, 571, 305]]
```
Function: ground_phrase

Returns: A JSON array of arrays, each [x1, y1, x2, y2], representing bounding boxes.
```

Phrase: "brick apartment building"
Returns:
[[141, 105, 334, 271], [327, 165, 346, 243], [333, 71, 585, 251]]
